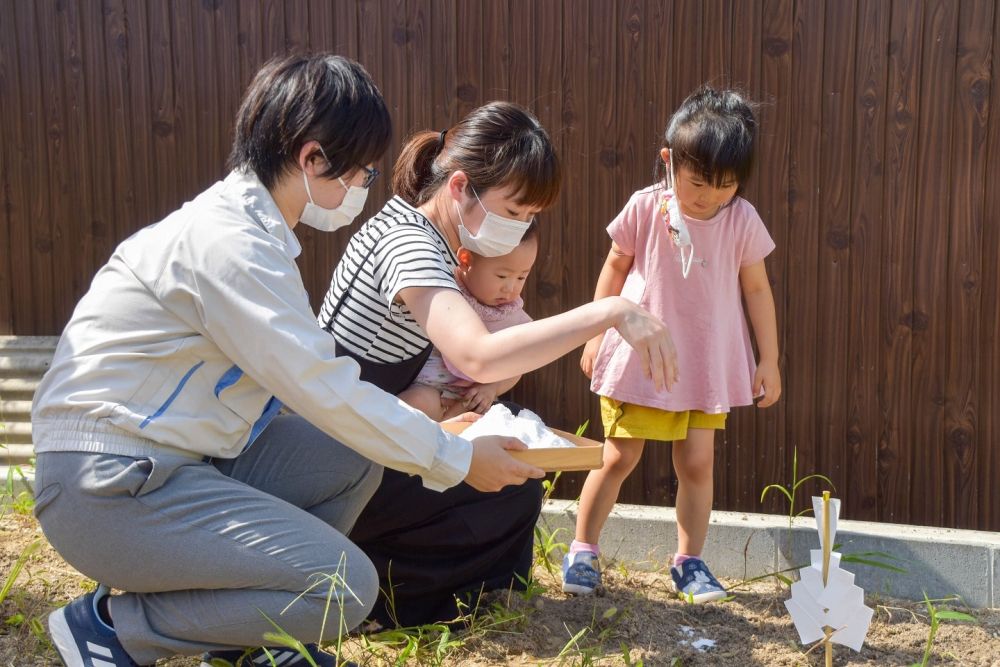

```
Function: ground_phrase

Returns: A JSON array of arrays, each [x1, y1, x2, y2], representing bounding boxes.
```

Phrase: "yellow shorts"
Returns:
[[600, 396, 727, 441]]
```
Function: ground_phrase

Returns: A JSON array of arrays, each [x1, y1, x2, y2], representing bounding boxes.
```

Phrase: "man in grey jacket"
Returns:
[[33, 54, 544, 667]]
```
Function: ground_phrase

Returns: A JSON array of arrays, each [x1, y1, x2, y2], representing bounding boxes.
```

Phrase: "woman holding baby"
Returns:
[[319, 100, 678, 627]]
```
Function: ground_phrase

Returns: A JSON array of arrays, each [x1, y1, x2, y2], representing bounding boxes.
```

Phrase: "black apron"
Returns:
[[329, 239, 543, 628]]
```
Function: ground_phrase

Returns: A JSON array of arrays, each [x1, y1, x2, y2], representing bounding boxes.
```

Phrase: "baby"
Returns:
[[400, 224, 538, 420]]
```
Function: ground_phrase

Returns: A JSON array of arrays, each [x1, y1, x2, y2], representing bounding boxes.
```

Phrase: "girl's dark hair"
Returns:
[[392, 101, 561, 209], [228, 54, 391, 190], [655, 86, 757, 194]]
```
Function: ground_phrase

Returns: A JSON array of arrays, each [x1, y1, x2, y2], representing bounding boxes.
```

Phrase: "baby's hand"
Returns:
[[462, 382, 500, 414]]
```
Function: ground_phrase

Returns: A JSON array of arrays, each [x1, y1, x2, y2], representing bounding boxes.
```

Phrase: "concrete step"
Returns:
[[0, 352, 53, 377], [542, 499, 1000, 609], [0, 378, 39, 400], [0, 400, 32, 419], [0, 443, 35, 466], [0, 336, 59, 352], [0, 422, 34, 444]]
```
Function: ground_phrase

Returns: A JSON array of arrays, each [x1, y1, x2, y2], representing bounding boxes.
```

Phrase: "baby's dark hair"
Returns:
[[655, 86, 757, 194]]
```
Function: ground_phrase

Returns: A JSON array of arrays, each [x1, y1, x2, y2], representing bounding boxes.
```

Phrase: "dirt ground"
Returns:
[[2, 510, 999, 666]]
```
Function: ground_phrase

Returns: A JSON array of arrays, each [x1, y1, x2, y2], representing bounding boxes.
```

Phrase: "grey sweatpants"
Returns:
[[33, 415, 383, 664]]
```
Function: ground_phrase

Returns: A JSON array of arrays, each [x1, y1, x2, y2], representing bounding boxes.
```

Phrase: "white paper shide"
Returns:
[[784, 495, 874, 653]]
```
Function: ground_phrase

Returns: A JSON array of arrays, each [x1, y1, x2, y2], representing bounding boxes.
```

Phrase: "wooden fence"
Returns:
[[2, 0, 998, 531]]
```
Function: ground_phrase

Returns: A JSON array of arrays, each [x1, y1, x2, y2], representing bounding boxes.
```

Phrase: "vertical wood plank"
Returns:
[[121, 0, 153, 244], [237, 1, 263, 90], [755, 0, 793, 513], [55, 0, 96, 306], [549, 0, 595, 500], [214, 0, 241, 160], [480, 0, 509, 100], [282, 0, 319, 310], [454, 0, 481, 119], [779, 0, 825, 514], [37, 0, 74, 332], [531, 0, 570, 424], [429, 0, 455, 128], [80, 0, 115, 272], [169, 0, 200, 203], [878, 0, 922, 525], [726, 0, 762, 511], [814, 0, 857, 503], [703, 0, 734, 89], [977, 0, 1000, 532], [15, 0, 55, 333], [910, 0, 958, 527], [190, 0, 223, 181], [261, 0, 286, 58], [307, 0, 359, 310], [0, 0, 21, 333], [944, 0, 993, 528], [845, 0, 891, 521], [146, 0, 178, 222], [674, 0, 704, 94], [0, 0, 15, 336]]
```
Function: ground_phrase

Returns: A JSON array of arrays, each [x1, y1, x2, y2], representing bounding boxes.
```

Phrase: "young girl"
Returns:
[[564, 87, 781, 602], [401, 224, 538, 420]]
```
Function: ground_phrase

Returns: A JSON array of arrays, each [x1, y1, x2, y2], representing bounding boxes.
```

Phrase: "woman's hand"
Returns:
[[464, 436, 546, 492], [612, 298, 679, 391], [580, 335, 604, 379], [461, 382, 501, 414], [441, 411, 481, 424], [753, 359, 782, 408]]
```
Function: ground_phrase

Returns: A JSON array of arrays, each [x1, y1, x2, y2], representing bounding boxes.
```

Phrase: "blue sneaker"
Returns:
[[200, 644, 355, 667], [48, 584, 149, 666], [561, 551, 601, 595], [670, 558, 727, 603]]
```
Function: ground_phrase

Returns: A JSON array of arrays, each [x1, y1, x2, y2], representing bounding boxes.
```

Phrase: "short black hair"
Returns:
[[655, 86, 757, 193], [228, 54, 391, 190]]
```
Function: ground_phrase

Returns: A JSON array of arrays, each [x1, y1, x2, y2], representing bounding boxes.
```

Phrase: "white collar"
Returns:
[[224, 169, 302, 260]]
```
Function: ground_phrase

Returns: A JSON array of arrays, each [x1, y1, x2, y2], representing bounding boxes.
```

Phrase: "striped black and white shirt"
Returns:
[[318, 196, 459, 363]]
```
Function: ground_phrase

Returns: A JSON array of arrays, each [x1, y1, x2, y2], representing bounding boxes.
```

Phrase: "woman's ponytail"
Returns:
[[392, 130, 444, 206]]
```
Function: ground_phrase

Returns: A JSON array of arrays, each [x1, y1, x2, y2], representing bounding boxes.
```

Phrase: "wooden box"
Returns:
[[441, 422, 604, 472]]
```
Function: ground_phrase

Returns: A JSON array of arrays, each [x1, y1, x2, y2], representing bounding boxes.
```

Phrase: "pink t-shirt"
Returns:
[[590, 185, 775, 414]]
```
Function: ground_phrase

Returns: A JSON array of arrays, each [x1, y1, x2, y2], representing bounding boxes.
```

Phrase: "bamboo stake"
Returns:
[[822, 491, 833, 667]]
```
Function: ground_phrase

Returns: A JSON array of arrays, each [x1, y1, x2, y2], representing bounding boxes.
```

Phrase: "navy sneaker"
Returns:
[[48, 584, 149, 666], [200, 643, 355, 667], [670, 558, 727, 603], [561, 551, 602, 595]]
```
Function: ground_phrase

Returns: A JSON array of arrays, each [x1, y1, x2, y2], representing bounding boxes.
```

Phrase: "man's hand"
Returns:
[[464, 436, 545, 492]]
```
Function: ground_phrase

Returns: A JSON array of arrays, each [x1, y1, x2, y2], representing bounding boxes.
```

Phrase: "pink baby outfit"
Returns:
[[414, 281, 532, 396], [590, 185, 775, 414]]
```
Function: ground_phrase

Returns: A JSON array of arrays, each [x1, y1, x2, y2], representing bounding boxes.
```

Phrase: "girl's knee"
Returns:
[[674, 458, 713, 485], [603, 444, 643, 476]]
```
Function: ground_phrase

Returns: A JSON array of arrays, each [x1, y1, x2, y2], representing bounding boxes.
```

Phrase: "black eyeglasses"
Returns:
[[361, 166, 380, 189]]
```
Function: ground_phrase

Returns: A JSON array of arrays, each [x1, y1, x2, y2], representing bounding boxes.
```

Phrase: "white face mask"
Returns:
[[666, 149, 694, 278], [298, 168, 369, 233], [455, 186, 533, 257]]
